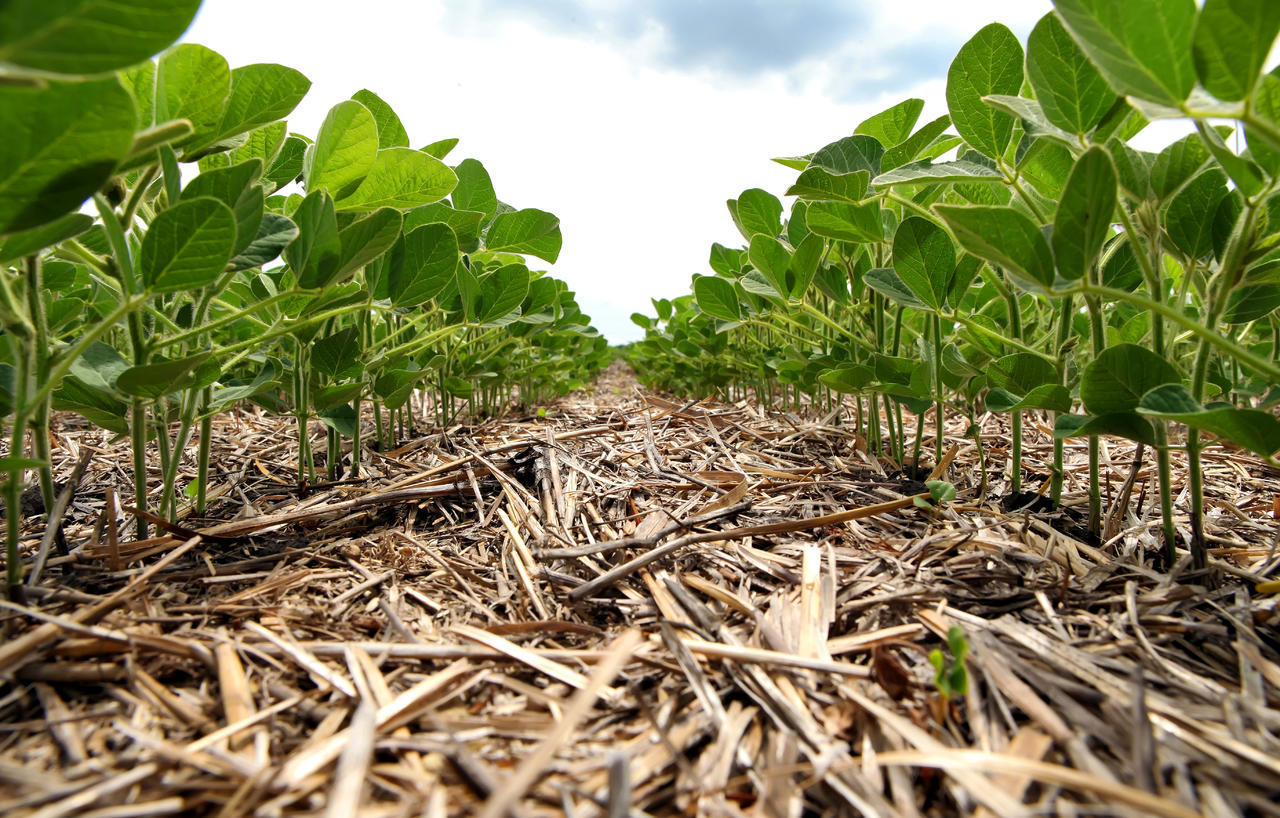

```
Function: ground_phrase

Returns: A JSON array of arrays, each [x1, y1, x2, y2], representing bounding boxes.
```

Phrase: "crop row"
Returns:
[[0, 1, 611, 598], [627, 0, 1280, 571]]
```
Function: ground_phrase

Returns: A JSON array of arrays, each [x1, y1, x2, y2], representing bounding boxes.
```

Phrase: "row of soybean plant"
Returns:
[[0, 1, 610, 597], [628, 0, 1280, 570]]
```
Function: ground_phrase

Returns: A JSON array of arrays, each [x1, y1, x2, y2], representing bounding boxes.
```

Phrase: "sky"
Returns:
[[182, 1, 1061, 343]]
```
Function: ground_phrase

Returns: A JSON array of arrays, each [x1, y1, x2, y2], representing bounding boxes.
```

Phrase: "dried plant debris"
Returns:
[[0, 362, 1277, 817]]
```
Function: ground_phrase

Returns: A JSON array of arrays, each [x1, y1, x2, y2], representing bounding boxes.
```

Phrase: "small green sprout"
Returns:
[[913, 479, 957, 510], [928, 625, 969, 700]]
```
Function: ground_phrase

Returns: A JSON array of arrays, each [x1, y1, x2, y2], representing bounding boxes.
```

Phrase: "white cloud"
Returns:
[[183, 1, 1070, 342]]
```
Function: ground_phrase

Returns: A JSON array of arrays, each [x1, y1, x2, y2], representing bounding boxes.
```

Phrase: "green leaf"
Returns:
[[52, 377, 128, 433], [478, 263, 531, 325], [1164, 168, 1229, 260], [312, 383, 363, 413], [881, 115, 952, 172], [733, 189, 784, 239], [694, 276, 742, 322], [946, 23, 1023, 160], [336, 207, 402, 278], [863, 267, 927, 310], [873, 159, 1003, 188], [335, 147, 457, 211], [351, 89, 408, 149], [982, 95, 1078, 146], [934, 205, 1055, 293], [404, 203, 485, 247], [117, 351, 212, 399], [182, 159, 265, 254], [1192, 0, 1280, 102], [805, 201, 883, 244], [228, 212, 298, 272], [312, 328, 362, 381], [373, 365, 421, 410], [1080, 343, 1180, 415], [1053, 147, 1117, 282], [892, 216, 955, 311], [304, 100, 378, 198], [785, 168, 869, 203], [0, 213, 93, 263], [264, 135, 307, 190], [139, 197, 237, 293], [1197, 121, 1266, 198], [810, 135, 885, 176], [926, 480, 957, 503], [421, 138, 459, 159], [209, 359, 279, 410], [0, 77, 135, 235], [1027, 13, 1118, 135], [1054, 411, 1157, 446], [0, 0, 202, 75], [211, 63, 310, 145], [156, 44, 231, 149], [1052, 0, 1197, 106], [1222, 260, 1280, 323], [748, 235, 792, 300], [988, 353, 1058, 393], [985, 383, 1072, 413], [856, 98, 924, 148], [1108, 138, 1154, 200], [1150, 133, 1210, 201], [709, 243, 745, 276], [452, 158, 498, 222], [484, 208, 561, 263], [1138, 383, 1280, 458], [388, 223, 459, 307], [286, 189, 342, 289]]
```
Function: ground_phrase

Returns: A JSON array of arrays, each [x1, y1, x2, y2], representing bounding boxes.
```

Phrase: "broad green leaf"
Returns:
[[264, 135, 308, 190], [881, 115, 952, 172], [351, 89, 409, 148], [1101, 237, 1143, 291], [1164, 168, 1229, 260], [748, 235, 791, 300], [478, 263, 531, 325], [312, 383, 363, 413], [856, 98, 924, 148], [810, 135, 884, 176], [873, 159, 1003, 188], [139, 197, 237, 293], [985, 384, 1072, 413], [982, 95, 1078, 146], [373, 365, 421, 410], [117, 352, 212, 399], [119, 60, 155, 129], [1197, 121, 1265, 198], [335, 147, 457, 210], [452, 158, 498, 222], [404, 203, 485, 247], [892, 216, 955, 312], [0, 213, 93, 263], [421, 138, 459, 159], [388, 223, 459, 307], [1080, 343, 1180, 415], [0, 77, 135, 235], [734, 189, 784, 238], [988, 352, 1059, 394], [1246, 71, 1280, 172], [709, 243, 744, 276], [1222, 259, 1280, 323], [787, 232, 824, 299], [182, 159, 265, 254], [336, 207, 402, 278], [286, 189, 342, 289], [1054, 412, 1157, 446], [156, 44, 231, 149], [1052, 0, 1197, 106], [1139, 383, 1280, 458], [1027, 13, 1118, 135], [226, 122, 287, 173], [211, 63, 310, 145], [228, 212, 297, 272], [785, 168, 869, 203], [304, 100, 378, 198], [694, 275, 741, 322], [312, 328, 362, 381], [788, 200, 811, 246], [1053, 147, 1117, 282], [484, 208, 562, 262], [209, 359, 279, 410], [820, 364, 875, 394], [1150, 133, 1210, 201], [68, 340, 129, 393], [1107, 138, 1153, 200], [1192, 0, 1280, 102], [863, 266, 927, 310], [52, 377, 128, 433], [946, 23, 1023, 160], [934, 205, 1055, 293], [0, 0, 201, 75], [805, 201, 883, 244]]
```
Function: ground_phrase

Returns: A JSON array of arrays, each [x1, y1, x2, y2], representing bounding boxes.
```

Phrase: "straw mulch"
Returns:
[[1, 361, 1278, 817]]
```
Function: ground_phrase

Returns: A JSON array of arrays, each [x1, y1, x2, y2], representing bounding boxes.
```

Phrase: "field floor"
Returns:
[[1, 361, 1278, 817]]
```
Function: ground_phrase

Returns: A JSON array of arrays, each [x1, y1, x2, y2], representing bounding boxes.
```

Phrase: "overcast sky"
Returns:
[[184, 1, 1060, 342]]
